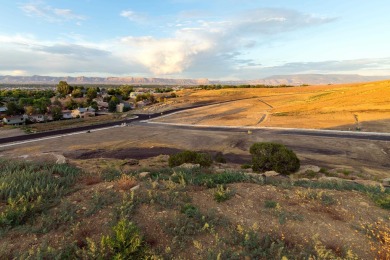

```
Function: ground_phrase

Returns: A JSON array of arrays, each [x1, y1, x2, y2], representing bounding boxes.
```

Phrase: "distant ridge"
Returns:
[[0, 74, 389, 86]]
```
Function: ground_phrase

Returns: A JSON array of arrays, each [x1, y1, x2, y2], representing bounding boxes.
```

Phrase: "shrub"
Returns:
[[213, 184, 234, 202], [80, 219, 154, 259], [249, 142, 300, 175], [101, 168, 121, 181], [264, 200, 277, 208], [168, 150, 212, 167], [214, 152, 227, 163], [241, 163, 252, 169]]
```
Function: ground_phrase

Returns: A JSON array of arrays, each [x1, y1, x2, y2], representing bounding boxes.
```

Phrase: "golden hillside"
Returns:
[[158, 80, 390, 131]]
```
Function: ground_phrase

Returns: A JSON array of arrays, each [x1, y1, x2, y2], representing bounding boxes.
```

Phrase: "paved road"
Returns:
[[1, 99, 390, 145], [0, 98, 251, 145], [138, 121, 390, 141]]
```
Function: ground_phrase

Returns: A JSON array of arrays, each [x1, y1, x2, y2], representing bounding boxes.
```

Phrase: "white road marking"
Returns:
[[0, 125, 120, 148]]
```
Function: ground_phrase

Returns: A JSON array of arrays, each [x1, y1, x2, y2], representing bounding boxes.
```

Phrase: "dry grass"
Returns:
[[116, 175, 138, 191], [80, 174, 103, 186], [158, 81, 390, 131]]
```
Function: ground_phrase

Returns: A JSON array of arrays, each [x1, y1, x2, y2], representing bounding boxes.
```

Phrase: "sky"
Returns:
[[1, 0, 390, 80]]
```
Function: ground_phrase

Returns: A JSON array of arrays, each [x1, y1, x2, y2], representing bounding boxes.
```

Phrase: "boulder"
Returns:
[[130, 185, 140, 191], [139, 172, 150, 178], [177, 163, 200, 169], [382, 178, 390, 187], [264, 171, 279, 177], [298, 165, 321, 174], [318, 177, 344, 182]]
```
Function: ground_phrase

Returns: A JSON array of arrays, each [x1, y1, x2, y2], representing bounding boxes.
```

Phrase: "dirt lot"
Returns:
[[1, 123, 389, 179]]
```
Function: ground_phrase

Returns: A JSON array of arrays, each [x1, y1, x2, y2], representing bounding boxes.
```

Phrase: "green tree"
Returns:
[[119, 85, 133, 100], [249, 142, 300, 175], [51, 106, 63, 120], [71, 88, 83, 98], [25, 106, 36, 115], [90, 101, 98, 111], [6, 102, 23, 116], [108, 100, 117, 112], [56, 81, 71, 97], [52, 98, 62, 107], [110, 96, 120, 105], [33, 97, 51, 114], [86, 88, 97, 100], [65, 98, 78, 110]]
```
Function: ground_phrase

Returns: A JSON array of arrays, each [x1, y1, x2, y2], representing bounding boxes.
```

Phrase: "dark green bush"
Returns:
[[214, 152, 227, 163], [249, 142, 300, 175], [168, 150, 212, 167]]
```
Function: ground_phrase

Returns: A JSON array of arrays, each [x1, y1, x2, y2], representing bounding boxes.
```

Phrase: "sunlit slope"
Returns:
[[160, 80, 390, 131]]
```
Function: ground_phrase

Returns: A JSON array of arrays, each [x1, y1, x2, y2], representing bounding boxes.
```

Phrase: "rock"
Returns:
[[54, 154, 66, 164], [382, 178, 390, 187], [264, 171, 280, 177], [131, 185, 140, 191], [177, 163, 200, 169], [353, 179, 382, 187], [318, 177, 344, 182], [106, 185, 114, 189], [359, 202, 369, 207], [215, 169, 226, 174], [139, 172, 150, 178], [298, 165, 321, 174]]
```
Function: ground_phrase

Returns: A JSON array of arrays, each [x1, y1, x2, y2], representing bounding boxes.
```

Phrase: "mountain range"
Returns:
[[0, 74, 389, 86]]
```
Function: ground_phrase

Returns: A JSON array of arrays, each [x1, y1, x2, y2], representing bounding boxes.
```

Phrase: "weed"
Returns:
[[85, 190, 119, 217], [338, 169, 352, 176], [116, 175, 138, 191], [213, 185, 234, 203], [101, 168, 121, 181], [181, 203, 200, 218], [0, 159, 80, 228], [264, 200, 278, 208], [297, 170, 318, 179], [80, 173, 102, 185], [79, 218, 156, 259], [241, 163, 252, 169], [36, 200, 79, 233]]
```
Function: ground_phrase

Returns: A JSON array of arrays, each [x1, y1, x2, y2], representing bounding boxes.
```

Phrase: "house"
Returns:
[[129, 92, 144, 99], [0, 107, 7, 113], [136, 100, 151, 108], [71, 107, 96, 118], [29, 114, 46, 123], [97, 101, 109, 110], [62, 110, 73, 119], [116, 102, 132, 113], [3, 115, 28, 125]]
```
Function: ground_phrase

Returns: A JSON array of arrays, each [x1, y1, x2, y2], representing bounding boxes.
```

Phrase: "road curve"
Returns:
[[0, 98, 253, 145], [1, 98, 390, 145]]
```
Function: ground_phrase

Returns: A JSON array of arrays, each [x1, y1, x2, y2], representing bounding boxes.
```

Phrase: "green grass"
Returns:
[[0, 159, 80, 228]]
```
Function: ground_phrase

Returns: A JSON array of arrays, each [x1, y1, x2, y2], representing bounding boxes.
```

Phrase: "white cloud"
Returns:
[[120, 10, 147, 23], [20, 1, 86, 23], [118, 8, 334, 76]]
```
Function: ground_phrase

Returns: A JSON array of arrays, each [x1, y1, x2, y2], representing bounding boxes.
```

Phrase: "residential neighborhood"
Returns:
[[0, 82, 179, 126]]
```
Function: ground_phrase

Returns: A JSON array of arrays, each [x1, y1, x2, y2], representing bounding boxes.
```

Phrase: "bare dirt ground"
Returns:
[[0, 127, 26, 138], [1, 123, 389, 179]]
